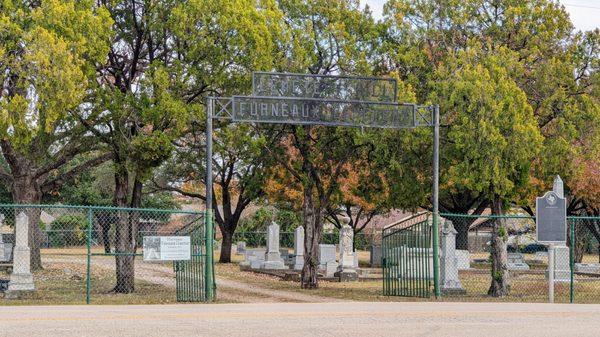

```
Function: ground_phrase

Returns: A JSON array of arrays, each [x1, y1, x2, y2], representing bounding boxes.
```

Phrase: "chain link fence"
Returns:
[[0, 205, 207, 305], [437, 213, 600, 303]]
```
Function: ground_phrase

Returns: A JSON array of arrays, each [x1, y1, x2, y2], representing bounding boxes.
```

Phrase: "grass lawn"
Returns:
[[1, 257, 179, 305]]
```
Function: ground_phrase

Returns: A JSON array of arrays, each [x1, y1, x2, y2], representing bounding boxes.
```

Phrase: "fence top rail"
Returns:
[[440, 212, 534, 219], [383, 211, 429, 231], [0, 204, 205, 215], [568, 216, 600, 220]]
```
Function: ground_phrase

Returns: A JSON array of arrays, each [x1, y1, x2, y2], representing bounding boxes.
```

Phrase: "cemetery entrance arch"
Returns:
[[203, 72, 441, 301]]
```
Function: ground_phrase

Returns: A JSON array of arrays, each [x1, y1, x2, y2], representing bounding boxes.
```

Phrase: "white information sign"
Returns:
[[143, 236, 191, 261]]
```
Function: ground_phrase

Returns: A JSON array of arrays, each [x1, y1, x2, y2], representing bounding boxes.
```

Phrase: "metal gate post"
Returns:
[[205, 98, 215, 301], [432, 105, 441, 298], [86, 208, 93, 304], [570, 219, 575, 303]]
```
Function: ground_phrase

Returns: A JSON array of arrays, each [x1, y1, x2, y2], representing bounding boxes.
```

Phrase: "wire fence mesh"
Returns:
[[0, 205, 207, 305], [436, 213, 600, 303]]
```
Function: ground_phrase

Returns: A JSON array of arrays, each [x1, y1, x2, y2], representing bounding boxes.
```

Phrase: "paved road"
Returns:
[[1, 301, 599, 337]]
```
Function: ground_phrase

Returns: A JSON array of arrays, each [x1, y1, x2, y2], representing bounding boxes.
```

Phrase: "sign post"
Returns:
[[536, 176, 567, 303]]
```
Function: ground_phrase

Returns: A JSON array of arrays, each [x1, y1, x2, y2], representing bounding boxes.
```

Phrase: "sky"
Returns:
[[361, 0, 600, 32]]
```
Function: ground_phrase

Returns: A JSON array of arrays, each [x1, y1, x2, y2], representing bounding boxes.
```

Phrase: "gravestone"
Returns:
[[534, 251, 548, 262], [335, 222, 358, 281], [318, 244, 336, 269], [240, 248, 266, 268], [455, 250, 470, 270], [575, 263, 600, 274], [6, 212, 35, 298], [324, 261, 338, 277], [236, 241, 246, 255], [397, 246, 434, 279], [292, 226, 304, 270], [0, 233, 11, 262], [507, 252, 530, 270], [261, 221, 285, 269], [440, 220, 465, 294], [370, 245, 382, 267], [552, 245, 570, 282], [0, 214, 10, 262]]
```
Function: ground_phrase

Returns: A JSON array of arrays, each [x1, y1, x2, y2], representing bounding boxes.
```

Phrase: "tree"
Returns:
[[0, 0, 112, 269], [84, 0, 283, 291], [261, 0, 385, 288], [153, 123, 273, 263], [325, 160, 391, 240], [432, 45, 543, 296], [381, 0, 592, 249], [148, 0, 283, 263]]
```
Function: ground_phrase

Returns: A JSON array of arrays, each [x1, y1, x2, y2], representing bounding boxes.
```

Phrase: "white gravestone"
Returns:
[[6, 212, 35, 297], [293, 226, 304, 270], [236, 241, 246, 255], [240, 248, 266, 268], [551, 176, 570, 282], [552, 245, 570, 282], [370, 245, 382, 267], [324, 261, 338, 277], [335, 222, 358, 281], [440, 221, 465, 294], [318, 244, 336, 269], [390, 246, 434, 279], [507, 252, 530, 270], [455, 250, 470, 270], [0, 214, 10, 262], [261, 221, 286, 269], [575, 263, 600, 274]]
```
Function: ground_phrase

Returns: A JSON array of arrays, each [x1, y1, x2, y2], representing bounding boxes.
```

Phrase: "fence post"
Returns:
[[86, 208, 92, 305], [570, 218, 575, 303], [205, 98, 215, 302], [432, 105, 441, 298]]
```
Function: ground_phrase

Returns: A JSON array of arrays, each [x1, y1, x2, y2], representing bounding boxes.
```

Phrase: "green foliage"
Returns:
[[238, 207, 274, 232], [0, 0, 112, 149], [434, 45, 543, 202], [48, 214, 87, 247]]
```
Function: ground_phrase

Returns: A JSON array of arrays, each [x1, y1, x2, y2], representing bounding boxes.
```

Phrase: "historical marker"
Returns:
[[536, 191, 567, 244]]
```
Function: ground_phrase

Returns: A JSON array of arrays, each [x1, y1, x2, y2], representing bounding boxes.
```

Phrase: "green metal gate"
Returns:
[[175, 222, 206, 302], [382, 213, 433, 298]]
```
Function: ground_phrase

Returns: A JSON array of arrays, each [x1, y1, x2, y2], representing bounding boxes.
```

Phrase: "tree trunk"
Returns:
[[488, 197, 510, 297], [12, 174, 44, 271], [301, 185, 324, 289], [219, 229, 233, 263], [99, 214, 112, 254], [454, 220, 470, 251], [113, 167, 135, 294], [569, 221, 587, 263]]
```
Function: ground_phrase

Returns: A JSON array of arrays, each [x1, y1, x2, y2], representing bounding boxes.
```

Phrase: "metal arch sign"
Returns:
[[252, 72, 398, 102], [536, 191, 567, 244], [231, 96, 423, 129], [210, 71, 435, 129]]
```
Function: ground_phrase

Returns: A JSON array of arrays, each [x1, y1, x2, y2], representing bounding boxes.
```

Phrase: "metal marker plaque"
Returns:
[[143, 236, 191, 261], [536, 191, 567, 244], [232, 96, 418, 128], [253, 72, 397, 102]]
